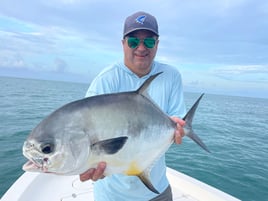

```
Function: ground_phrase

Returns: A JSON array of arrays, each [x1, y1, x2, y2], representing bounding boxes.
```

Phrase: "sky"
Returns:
[[0, 0, 268, 98]]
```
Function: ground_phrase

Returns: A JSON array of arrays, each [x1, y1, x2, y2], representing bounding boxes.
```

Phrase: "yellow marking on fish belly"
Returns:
[[125, 161, 141, 176]]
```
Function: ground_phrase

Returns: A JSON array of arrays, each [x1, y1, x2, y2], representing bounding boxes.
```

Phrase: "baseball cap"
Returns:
[[123, 11, 159, 37]]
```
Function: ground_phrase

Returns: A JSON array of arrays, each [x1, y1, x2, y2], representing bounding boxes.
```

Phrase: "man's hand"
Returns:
[[79, 162, 106, 182], [170, 116, 185, 144]]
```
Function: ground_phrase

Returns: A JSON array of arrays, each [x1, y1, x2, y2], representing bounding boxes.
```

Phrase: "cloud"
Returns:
[[54, 58, 68, 72], [188, 80, 200, 86], [212, 65, 268, 82], [0, 49, 26, 69], [214, 65, 268, 74]]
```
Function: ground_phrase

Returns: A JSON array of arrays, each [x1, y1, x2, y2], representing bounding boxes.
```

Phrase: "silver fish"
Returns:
[[22, 72, 209, 194]]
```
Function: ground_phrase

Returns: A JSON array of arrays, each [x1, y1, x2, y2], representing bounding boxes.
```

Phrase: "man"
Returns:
[[80, 11, 186, 201]]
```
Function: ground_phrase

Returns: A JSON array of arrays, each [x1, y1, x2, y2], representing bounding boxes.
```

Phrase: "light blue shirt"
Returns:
[[85, 61, 186, 201]]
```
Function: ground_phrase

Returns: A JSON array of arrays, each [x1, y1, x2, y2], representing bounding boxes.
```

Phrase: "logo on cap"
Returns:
[[135, 15, 146, 24]]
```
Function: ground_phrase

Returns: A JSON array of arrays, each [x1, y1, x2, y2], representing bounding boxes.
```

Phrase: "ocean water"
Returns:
[[0, 76, 267, 201]]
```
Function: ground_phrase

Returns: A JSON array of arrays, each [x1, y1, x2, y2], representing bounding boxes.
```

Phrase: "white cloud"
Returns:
[[0, 52, 25, 69], [213, 65, 268, 75], [211, 65, 268, 83], [54, 58, 68, 72]]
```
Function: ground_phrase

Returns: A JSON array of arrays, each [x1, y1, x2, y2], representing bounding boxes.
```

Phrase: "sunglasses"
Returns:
[[127, 37, 157, 49]]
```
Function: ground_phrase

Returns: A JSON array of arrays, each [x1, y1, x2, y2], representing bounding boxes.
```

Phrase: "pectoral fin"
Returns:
[[91, 136, 128, 155], [138, 170, 160, 194]]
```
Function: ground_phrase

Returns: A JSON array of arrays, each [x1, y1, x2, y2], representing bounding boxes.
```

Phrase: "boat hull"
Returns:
[[1, 168, 240, 201]]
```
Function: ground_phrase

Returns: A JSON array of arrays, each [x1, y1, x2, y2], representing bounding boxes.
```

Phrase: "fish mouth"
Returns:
[[23, 158, 49, 173], [23, 141, 51, 173], [23, 160, 41, 171]]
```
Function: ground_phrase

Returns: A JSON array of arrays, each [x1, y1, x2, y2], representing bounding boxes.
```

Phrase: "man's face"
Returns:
[[122, 30, 159, 77]]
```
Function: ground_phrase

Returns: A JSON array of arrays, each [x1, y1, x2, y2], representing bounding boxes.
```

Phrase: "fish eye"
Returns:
[[41, 143, 54, 154]]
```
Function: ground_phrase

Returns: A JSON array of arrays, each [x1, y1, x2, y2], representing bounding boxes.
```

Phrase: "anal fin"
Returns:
[[138, 170, 159, 194]]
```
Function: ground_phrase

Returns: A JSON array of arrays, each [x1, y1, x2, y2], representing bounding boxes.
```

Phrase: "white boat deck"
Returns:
[[1, 168, 240, 201]]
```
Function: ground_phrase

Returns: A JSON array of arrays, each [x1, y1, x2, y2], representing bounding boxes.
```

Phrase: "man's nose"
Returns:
[[136, 40, 147, 50]]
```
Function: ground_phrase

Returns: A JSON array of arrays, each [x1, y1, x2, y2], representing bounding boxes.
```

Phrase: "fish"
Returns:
[[22, 72, 209, 194]]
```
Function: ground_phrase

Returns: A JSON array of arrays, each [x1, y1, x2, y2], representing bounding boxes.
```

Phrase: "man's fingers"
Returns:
[[170, 116, 185, 144], [174, 130, 183, 144], [171, 116, 185, 126], [80, 168, 95, 182], [92, 162, 106, 181], [79, 162, 107, 182]]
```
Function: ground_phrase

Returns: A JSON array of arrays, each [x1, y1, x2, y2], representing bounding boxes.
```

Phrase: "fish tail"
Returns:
[[183, 94, 210, 153]]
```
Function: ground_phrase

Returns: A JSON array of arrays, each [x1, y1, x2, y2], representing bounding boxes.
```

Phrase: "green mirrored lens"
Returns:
[[144, 38, 156, 48], [127, 37, 156, 49], [127, 37, 140, 49]]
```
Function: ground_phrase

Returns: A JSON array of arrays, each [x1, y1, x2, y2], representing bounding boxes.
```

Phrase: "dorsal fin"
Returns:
[[136, 72, 163, 95]]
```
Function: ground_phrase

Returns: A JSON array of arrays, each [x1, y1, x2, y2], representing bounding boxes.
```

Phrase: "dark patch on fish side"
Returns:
[[91, 136, 128, 155]]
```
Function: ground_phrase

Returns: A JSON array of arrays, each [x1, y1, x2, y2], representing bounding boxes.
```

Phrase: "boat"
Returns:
[[1, 167, 240, 201]]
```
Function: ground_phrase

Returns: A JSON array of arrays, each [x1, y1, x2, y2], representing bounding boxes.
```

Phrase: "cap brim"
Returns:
[[124, 28, 159, 37]]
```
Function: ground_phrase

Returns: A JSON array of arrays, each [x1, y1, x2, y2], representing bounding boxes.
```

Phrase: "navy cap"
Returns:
[[123, 11, 159, 37]]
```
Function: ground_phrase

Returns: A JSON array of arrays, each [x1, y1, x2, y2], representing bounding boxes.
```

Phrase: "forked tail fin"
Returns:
[[183, 93, 210, 153]]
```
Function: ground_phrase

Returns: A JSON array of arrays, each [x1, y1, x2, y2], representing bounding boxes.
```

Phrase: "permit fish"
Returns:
[[22, 72, 209, 194]]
